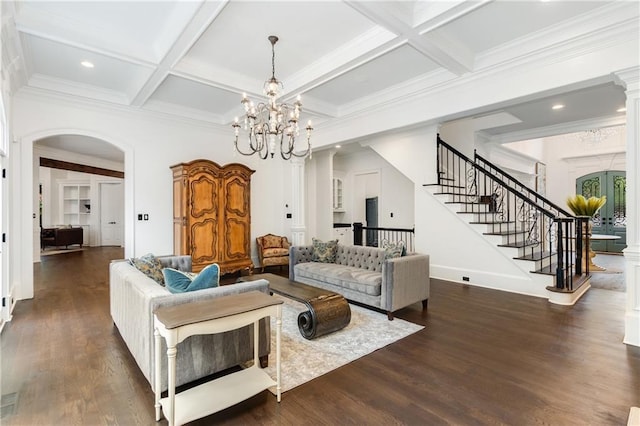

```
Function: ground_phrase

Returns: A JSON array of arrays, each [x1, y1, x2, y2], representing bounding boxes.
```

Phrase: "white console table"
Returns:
[[153, 291, 282, 426]]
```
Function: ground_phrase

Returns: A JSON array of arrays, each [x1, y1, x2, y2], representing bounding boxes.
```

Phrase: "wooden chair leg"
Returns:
[[422, 299, 428, 310]]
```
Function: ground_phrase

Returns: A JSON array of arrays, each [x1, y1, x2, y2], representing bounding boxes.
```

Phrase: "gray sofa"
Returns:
[[290, 244, 429, 319], [109, 255, 270, 392]]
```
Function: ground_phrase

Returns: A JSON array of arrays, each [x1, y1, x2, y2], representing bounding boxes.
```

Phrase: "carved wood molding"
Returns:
[[40, 157, 124, 178]]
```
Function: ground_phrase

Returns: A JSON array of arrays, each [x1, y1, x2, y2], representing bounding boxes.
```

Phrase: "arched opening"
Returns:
[[35, 135, 125, 258], [14, 129, 134, 302]]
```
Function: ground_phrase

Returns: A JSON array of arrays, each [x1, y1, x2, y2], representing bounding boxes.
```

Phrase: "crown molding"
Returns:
[[16, 86, 228, 132], [28, 73, 131, 105], [475, 2, 638, 70], [485, 115, 626, 145]]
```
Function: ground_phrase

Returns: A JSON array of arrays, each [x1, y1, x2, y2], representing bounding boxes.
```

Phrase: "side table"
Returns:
[[153, 291, 283, 426]]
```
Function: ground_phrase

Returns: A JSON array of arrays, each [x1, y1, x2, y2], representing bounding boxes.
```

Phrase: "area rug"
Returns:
[[40, 248, 86, 256], [263, 295, 424, 394]]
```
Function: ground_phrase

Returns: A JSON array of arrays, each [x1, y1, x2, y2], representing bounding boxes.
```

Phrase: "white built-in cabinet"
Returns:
[[333, 226, 353, 245], [333, 177, 344, 212], [60, 184, 91, 245]]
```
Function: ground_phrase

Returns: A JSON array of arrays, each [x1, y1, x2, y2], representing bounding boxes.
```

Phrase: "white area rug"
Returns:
[[40, 248, 86, 256], [263, 295, 424, 394]]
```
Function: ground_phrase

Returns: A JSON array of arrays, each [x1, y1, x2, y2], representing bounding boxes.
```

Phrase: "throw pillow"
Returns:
[[381, 240, 406, 259], [163, 263, 220, 294], [129, 253, 165, 285], [311, 238, 338, 263]]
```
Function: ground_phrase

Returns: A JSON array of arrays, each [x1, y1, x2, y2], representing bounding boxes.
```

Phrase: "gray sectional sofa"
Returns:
[[109, 255, 270, 392], [290, 244, 430, 319]]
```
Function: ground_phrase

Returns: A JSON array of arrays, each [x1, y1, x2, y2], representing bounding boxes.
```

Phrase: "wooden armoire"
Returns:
[[171, 159, 254, 274]]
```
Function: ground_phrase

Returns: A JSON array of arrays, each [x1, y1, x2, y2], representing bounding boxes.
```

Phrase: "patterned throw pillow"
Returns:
[[311, 238, 338, 263], [129, 253, 165, 285], [381, 240, 406, 260], [163, 263, 220, 294]]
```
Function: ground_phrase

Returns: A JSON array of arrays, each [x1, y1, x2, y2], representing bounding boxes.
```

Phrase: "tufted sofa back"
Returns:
[[334, 245, 385, 273]]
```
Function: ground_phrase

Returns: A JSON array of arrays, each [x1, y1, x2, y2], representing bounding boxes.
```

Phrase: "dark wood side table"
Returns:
[[239, 273, 351, 340]]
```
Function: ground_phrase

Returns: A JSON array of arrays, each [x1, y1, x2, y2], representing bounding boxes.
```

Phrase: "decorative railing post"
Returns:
[[575, 217, 585, 275], [555, 218, 565, 290], [353, 222, 363, 246]]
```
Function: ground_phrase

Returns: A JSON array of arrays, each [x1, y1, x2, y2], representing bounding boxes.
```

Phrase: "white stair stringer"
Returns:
[[423, 184, 577, 303]]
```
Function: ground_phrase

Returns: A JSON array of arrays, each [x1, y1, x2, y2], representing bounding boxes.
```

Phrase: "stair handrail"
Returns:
[[436, 134, 588, 291], [474, 152, 574, 218], [437, 135, 557, 219]]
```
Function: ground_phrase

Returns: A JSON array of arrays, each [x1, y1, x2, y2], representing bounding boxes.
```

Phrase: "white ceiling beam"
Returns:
[[345, 0, 473, 76], [281, 27, 399, 97], [130, 0, 229, 107]]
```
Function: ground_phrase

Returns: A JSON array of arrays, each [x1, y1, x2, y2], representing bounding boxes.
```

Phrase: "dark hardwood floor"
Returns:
[[2, 247, 638, 425]]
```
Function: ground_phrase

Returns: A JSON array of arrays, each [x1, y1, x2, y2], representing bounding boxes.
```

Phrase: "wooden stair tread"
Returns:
[[483, 230, 527, 236], [498, 241, 538, 249], [515, 251, 555, 261], [546, 274, 590, 293], [469, 221, 515, 225]]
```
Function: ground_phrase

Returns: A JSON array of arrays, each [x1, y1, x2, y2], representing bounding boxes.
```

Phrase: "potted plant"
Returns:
[[566, 194, 607, 217], [566, 194, 607, 271]]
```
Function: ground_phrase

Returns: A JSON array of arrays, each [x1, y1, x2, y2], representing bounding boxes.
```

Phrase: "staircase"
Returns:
[[425, 135, 591, 304]]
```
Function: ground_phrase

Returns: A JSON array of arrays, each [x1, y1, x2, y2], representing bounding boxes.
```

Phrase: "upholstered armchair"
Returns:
[[256, 234, 290, 272]]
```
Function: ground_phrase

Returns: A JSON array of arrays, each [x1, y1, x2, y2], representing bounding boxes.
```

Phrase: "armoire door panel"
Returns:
[[225, 177, 249, 216], [224, 218, 249, 259], [190, 175, 218, 217], [191, 219, 218, 263]]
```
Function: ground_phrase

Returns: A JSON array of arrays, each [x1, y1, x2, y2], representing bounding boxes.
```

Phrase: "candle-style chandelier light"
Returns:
[[232, 36, 312, 160]]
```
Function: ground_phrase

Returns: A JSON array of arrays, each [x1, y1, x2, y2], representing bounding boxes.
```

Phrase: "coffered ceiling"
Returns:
[[3, 0, 637, 159]]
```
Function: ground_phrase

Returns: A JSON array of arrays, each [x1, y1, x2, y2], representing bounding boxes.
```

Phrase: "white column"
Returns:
[[615, 67, 640, 347], [290, 157, 306, 245]]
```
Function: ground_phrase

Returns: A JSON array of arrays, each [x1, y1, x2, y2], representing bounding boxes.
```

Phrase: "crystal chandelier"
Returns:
[[232, 36, 313, 160], [578, 127, 619, 144]]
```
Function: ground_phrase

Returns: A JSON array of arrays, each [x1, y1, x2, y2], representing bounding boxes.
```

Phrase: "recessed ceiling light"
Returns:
[[617, 107, 627, 113], [552, 104, 564, 110], [81, 60, 94, 68], [335, 145, 341, 149]]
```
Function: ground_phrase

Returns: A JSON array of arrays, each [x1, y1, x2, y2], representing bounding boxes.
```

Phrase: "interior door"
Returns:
[[576, 170, 626, 252], [100, 182, 124, 246]]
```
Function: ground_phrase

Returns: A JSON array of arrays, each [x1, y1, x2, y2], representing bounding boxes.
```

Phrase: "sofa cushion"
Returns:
[[295, 262, 382, 297], [130, 253, 165, 285], [163, 263, 219, 294], [263, 247, 289, 258], [311, 238, 338, 263]]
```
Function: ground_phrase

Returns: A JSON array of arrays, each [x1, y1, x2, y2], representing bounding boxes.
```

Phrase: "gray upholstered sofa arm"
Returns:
[[382, 253, 430, 312], [289, 245, 314, 280]]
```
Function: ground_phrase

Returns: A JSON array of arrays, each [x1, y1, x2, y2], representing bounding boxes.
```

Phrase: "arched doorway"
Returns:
[[13, 129, 134, 302], [576, 170, 627, 253]]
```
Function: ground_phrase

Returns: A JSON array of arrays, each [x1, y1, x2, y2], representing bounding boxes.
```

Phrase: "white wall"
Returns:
[[333, 148, 414, 229], [11, 92, 294, 300]]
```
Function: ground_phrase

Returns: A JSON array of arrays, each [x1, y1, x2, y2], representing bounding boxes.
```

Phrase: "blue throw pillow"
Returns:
[[163, 263, 220, 294]]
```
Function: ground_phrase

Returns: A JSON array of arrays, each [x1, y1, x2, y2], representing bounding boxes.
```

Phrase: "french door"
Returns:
[[576, 170, 626, 253]]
